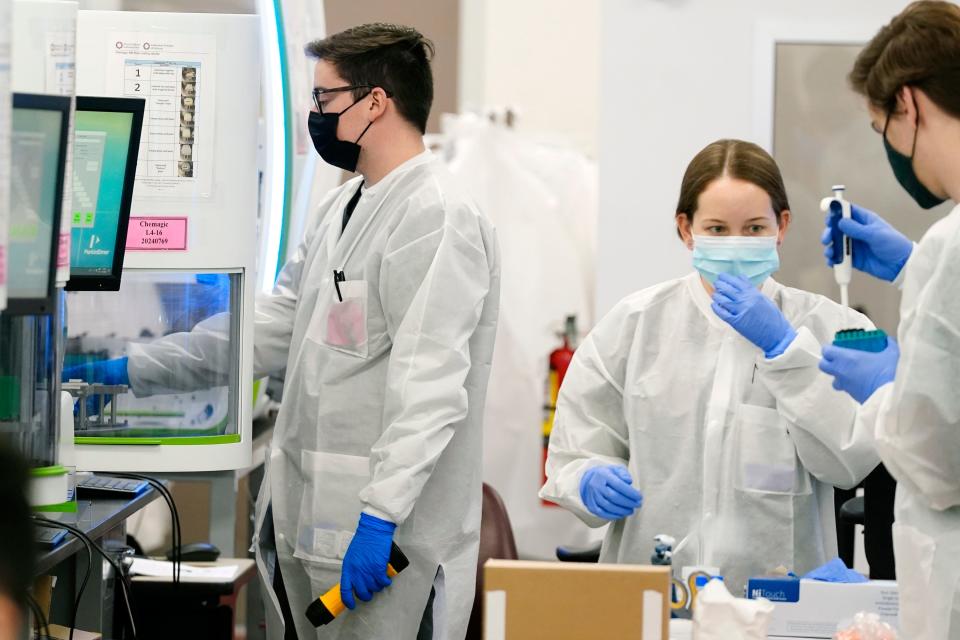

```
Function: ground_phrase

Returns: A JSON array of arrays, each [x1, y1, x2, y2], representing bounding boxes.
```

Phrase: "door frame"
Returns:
[[752, 21, 877, 152]]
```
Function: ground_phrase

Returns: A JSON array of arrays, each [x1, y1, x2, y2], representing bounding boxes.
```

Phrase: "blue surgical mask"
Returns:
[[692, 234, 780, 286]]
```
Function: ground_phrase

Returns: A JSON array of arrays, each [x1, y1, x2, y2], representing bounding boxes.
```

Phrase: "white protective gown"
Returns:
[[128, 151, 501, 639], [540, 272, 879, 594], [854, 204, 960, 639]]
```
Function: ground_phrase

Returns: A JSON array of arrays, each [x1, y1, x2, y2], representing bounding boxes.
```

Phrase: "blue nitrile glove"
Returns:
[[819, 339, 900, 404], [579, 465, 643, 521], [340, 513, 397, 610], [711, 273, 797, 358], [802, 557, 868, 583], [821, 204, 913, 282], [62, 357, 130, 417], [63, 357, 130, 387]]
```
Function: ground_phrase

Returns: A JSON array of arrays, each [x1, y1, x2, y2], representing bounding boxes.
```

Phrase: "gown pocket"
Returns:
[[293, 449, 371, 567], [734, 404, 808, 495], [310, 279, 369, 358]]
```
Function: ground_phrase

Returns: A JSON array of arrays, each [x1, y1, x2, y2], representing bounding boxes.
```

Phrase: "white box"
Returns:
[[746, 577, 898, 638]]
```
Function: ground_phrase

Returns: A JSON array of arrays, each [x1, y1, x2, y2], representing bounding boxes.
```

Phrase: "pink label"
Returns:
[[127, 217, 188, 251], [57, 232, 70, 268]]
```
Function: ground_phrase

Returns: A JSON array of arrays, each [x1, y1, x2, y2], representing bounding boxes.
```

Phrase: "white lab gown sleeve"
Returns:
[[757, 322, 880, 490], [873, 248, 960, 512], [358, 201, 494, 524], [127, 208, 329, 395], [538, 302, 634, 528]]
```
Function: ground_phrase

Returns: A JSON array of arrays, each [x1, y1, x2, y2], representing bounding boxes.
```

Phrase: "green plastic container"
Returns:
[[833, 328, 889, 353]]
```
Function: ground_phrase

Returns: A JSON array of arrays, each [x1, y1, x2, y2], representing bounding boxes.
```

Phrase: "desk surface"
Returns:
[[130, 558, 257, 597], [35, 486, 161, 575]]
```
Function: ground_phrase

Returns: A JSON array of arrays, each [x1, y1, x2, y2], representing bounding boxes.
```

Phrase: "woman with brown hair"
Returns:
[[540, 139, 879, 594], [816, 2, 960, 636]]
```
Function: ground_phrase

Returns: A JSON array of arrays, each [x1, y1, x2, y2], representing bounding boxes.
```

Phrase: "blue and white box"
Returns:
[[746, 576, 899, 638]]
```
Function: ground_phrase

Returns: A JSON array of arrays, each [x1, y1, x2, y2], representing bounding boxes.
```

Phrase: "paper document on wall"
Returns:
[[45, 31, 75, 95], [106, 32, 216, 200]]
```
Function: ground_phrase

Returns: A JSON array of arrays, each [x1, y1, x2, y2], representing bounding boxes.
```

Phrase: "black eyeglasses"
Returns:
[[312, 85, 391, 114]]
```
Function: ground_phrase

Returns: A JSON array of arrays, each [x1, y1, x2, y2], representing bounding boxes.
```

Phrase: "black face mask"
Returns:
[[308, 95, 373, 173], [883, 96, 947, 210]]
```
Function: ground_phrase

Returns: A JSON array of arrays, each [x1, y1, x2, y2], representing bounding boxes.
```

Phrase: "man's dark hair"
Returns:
[[851, 1, 960, 119], [306, 23, 435, 134], [0, 444, 34, 607]]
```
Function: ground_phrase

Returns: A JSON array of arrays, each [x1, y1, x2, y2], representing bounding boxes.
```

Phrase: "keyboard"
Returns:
[[76, 475, 150, 498]]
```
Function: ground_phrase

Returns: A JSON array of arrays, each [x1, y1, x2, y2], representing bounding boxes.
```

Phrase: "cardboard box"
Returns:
[[746, 576, 899, 638], [483, 560, 670, 640]]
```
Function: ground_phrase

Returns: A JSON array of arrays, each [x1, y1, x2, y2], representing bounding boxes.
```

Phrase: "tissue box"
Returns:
[[746, 576, 898, 638]]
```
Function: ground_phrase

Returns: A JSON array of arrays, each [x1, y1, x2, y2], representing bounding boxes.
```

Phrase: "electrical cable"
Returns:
[[104, 473, 181, 586], [31, 519, 92, 640], [26, 598, 39, 639], [33, 518, 137, 639], [107, 473, 180, 584], [24, 591, 50, 640]]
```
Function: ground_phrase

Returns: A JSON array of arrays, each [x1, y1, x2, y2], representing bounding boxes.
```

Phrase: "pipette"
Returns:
[[820, 185, 853, 307]]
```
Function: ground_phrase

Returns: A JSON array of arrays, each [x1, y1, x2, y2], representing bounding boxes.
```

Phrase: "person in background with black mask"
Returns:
[[251, 25, 499, 638], [814, 2, 960, 637], [72, 22, 500, 640], [0, 445, 35, 640]]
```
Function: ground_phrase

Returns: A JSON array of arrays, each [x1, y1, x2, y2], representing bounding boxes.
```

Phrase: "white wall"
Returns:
[[597, 0, 916, 318], [459, 0, 599, 158]]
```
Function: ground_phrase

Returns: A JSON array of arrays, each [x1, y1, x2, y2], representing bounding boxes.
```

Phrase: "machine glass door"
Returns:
[[64, 270, 241, 442]]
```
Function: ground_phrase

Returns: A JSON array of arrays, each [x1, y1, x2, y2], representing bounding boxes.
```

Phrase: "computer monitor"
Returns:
[[6, 93, 70, 315], [66, 96, 145, 292]]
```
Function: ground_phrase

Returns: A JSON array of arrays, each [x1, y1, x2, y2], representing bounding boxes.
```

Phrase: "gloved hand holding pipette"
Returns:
[[819, 200, 913, 283], [821, 186, 855, 306]]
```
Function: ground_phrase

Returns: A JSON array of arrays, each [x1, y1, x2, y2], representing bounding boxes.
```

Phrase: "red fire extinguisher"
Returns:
[[542, 315, 578, 506]]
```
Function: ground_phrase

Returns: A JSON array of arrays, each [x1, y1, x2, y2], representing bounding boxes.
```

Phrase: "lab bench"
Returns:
[[34, 485, 161, 637]]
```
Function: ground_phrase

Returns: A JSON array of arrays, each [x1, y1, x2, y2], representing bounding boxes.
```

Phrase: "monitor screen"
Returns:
[[67, 97, 144, 291], [7, 94, 70, 315]]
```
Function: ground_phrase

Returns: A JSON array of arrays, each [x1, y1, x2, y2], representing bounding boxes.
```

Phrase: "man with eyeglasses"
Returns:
[[252, 23, 500, 640]]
